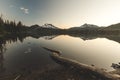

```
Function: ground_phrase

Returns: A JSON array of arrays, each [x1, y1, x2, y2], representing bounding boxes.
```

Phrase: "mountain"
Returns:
[[69, 23, 120, 31], [28, 24, 63, 35], [69, 23, 99, 30], [30, 24, 59, 30], [30, 24, 39, 29], [80, 23, 99, 28]]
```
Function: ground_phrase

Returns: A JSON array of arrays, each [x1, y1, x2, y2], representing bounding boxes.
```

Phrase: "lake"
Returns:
[[0, 34, 120, 77]]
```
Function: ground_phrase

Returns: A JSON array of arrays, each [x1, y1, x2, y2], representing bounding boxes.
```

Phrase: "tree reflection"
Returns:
[[0, 39, 6, 73], [0, 34, 28, 73]]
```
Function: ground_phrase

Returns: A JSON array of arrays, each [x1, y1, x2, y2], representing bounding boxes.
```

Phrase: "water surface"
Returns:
[[0, 35, 120, 75]]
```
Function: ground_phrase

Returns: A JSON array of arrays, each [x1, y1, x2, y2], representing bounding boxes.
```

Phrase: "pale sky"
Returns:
[[0, 0, 120, 28]]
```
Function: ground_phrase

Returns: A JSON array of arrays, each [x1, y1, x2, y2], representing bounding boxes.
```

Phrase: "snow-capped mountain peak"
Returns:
[[30, 24, 59, 30], [42, 24, 59, 29], [80, 23, 99, 28]]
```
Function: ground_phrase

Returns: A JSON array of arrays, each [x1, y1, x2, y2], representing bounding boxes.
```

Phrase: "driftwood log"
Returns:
[[43, 47, 120, 80]]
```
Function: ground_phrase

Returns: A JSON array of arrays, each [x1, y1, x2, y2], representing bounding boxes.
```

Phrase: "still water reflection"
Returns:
[[0, 34, 120, 75]]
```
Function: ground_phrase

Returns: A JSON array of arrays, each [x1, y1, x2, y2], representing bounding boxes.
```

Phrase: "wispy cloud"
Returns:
[[20, 7, 29, 14], [9, 5, 29, 14]]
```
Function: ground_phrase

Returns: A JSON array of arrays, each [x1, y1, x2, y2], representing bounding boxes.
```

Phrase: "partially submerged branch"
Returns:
[[43, 47, 120, 80], [14, 75, 21, 80]]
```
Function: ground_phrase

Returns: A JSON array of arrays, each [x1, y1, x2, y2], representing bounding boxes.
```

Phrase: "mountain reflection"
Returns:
[[0, 34, 120, 57], [42, 35, 58, 40], [68, 33, 120, 43]]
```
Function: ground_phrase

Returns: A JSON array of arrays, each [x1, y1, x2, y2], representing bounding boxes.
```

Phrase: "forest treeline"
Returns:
[[0, 15, 28, 35]]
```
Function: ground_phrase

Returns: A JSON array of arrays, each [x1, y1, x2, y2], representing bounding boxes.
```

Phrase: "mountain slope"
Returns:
[[105, 23, 120, 30]]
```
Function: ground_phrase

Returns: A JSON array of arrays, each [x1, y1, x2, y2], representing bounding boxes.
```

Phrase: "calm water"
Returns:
[[0, 35, 120, 74]]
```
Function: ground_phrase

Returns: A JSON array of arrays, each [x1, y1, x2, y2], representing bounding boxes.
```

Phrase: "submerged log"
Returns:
[[43, 47, 120, 80]]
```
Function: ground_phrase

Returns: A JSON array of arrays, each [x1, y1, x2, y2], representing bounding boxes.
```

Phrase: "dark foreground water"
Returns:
[[0, 35, 120, 79]]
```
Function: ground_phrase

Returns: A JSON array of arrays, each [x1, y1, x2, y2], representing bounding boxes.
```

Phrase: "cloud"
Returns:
[[20, 7, 29, 14]]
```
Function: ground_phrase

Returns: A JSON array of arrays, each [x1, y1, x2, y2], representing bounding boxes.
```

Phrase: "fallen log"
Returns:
[[43, 47, 120, 80]]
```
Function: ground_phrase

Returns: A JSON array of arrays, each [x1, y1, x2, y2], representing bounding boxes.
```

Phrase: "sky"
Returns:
[[0, 0, 120, 28]]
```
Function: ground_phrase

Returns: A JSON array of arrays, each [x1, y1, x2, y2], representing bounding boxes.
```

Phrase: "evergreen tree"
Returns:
[[0, 15, 5, 33]]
